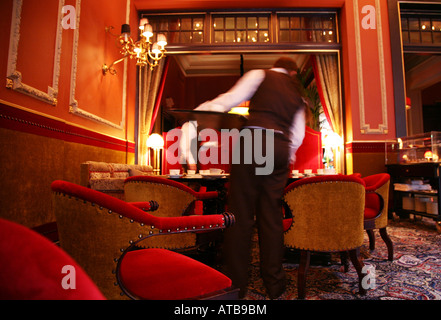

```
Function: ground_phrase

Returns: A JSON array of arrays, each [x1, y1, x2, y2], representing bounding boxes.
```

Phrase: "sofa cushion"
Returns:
[[81, 161, 153, 189], [89, 178, 126, 191]]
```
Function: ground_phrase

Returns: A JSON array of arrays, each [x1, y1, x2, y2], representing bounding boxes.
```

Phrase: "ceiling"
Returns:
[[174, 53, 310, 76], [133, 0, 344, 11]]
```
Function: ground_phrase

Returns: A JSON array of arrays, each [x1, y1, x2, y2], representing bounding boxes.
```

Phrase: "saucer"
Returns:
[[201, 173, 229, 179], [184, 174, 202, 178], [167, 174, 183, 178]]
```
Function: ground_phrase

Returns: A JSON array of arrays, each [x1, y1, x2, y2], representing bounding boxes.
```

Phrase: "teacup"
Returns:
[[169, 169, 180, 175], [187, 170, 196, 175], [199, 170, 209, 175], [210, 168, 225, 175], [317, 169, 324, 174], [304, 169, 312, 175], [291, 170, 299, 175]]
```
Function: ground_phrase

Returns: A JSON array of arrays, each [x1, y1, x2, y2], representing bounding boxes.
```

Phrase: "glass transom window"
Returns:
[[148, 15, 205, 44], [277, 13, 337, 43], [212, 14, 270, 43], [401, 14, 441, 45], [141, 11, 338, 46]]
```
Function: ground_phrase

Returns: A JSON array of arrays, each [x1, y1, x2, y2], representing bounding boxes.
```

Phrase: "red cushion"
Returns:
[[0, 218, 105, 300], [363, 173, 390, 191], [283, 218, 292, 232], [119, 248, 232, 300], [364, 207, 379, 220]]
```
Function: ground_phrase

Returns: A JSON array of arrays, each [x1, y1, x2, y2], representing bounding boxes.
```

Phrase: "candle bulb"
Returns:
[[152, 43, 160, 58]]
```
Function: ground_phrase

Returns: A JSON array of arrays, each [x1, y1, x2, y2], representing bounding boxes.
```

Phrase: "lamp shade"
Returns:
[[121, 24, 131, 35], [147, 133, 164, 148]]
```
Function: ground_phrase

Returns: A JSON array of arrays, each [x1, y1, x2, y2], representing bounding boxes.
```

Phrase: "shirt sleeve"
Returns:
[[179, 121, 198, 165], [288, 107, 306, 164]]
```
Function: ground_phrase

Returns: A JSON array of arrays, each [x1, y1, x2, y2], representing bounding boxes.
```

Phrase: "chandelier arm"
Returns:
[[147, 50, 166, 62]]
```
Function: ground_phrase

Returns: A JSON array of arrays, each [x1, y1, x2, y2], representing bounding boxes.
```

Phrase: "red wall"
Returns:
[[0, 0, 140, 227], [0, 0, 138, 142]]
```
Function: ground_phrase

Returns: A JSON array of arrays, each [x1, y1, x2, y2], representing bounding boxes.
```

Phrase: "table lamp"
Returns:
[[147, 133, 164, 175]]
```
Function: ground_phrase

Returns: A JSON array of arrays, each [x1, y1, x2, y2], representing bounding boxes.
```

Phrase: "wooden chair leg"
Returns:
[[340, 251, 349, 272], [366, 229, 375, 250], [348, 248, 366, 295], [298, 250, 310, 299], [379, 227, 394, 261]]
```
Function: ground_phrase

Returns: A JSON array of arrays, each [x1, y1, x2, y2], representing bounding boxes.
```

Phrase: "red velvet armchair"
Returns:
[[51, 180, 237, 300], [0, 218, 105, 300], [124, 175, 220, 250]]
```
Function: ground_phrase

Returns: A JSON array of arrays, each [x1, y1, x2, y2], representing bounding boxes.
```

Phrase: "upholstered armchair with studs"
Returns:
[[124, 175, 220, 250], [283, 175, 367, 299], [51, 180, 237, 300], [362, 173, 393, 260]]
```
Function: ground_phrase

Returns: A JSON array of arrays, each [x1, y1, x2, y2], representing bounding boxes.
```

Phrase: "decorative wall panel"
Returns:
[[68, 0, 129, 130], [6, 0, 63, 106]]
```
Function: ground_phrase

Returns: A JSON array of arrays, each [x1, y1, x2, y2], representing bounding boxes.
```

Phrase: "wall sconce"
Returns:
[[103, 18, 167, 75], [147, 133, 164, 175]]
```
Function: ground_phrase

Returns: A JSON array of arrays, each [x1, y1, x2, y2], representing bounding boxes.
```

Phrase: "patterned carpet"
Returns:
[[244, 217, 441, 300]]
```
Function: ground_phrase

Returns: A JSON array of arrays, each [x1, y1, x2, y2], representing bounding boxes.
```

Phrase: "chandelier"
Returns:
[[103, 18, 167, 75]]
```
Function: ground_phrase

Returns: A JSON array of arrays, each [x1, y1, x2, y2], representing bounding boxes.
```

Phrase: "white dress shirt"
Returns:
[[179, 68, 306, 165]]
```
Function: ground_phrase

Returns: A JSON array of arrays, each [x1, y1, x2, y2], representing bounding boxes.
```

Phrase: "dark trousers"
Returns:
[[223, 129, 290, 298]]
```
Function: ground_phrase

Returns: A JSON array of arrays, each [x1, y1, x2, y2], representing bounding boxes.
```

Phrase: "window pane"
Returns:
[[225, 30, 235, 42], [433, 19, 441, 32], [291, 30, 301, 42], [181, 31, 191, 42], [421, 32, 432, 43], [192, 31, 204, 42], [290, 17, 301, 29], [409, 18, 420, 30], [247, 30, 258, 42], [225, 17, 235, 29], [420, 19, 430, 31], [168, 31, 179, 43], [279, 17, 289, 29], [323, 18, 333, 30], [237, 17, 246, 29], [158, 19, 168, 30], [258, 30, 270, 42], [181, 18, 192, 30], [214, 17, 223, 29], [248, 17, 257, 29], [214, 31, 224, 42], [193, 18, 203, 30], [259, 17, 268, 29], [301, 30, 312, 42], [433, 31, 441, 43], [409, 31, 420, 43], [279, 30, 289, 42], [168, 19, 180, 31], [237, 30, 246, 42]]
